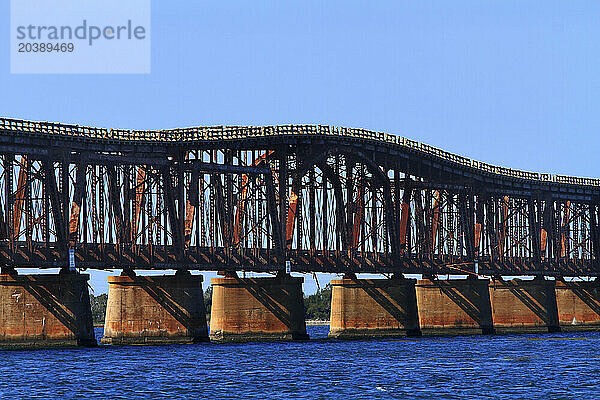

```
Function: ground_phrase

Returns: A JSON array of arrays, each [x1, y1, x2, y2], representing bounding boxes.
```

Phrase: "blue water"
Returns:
[[1, 327, 600, 399]]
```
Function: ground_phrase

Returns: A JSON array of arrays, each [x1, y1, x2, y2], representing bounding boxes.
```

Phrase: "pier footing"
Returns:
[[328, 277, 420, 339], [489, 278, 560, 333], [415, 278, 494, 335], [209, 275, 308, 342], [102, 273, 209, 345], [555, 280, 600, 331], [0, 272, 95, 348]]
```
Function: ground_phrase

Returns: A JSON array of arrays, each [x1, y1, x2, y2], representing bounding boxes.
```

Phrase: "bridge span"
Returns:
[[0, 118, 598, 276], [0, 118, 599, 346]]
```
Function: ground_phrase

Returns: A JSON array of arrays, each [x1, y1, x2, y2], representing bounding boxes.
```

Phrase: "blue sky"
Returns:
[[2, 1, 599, 294]]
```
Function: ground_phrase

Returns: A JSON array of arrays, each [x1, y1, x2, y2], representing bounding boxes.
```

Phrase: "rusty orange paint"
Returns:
[[474, 199, 481, 255], [233, 151, 272, 245], [561, 201, 570, 258], [68, 165, 84, 243], [183, 152, 195, 247], [68, 203, 81, 241], [232, 151, 299, 249], [431, 191, 440, 252], [12, 156, 28, 240], [399, 181, 412, 254], [132, 167, 146, 242], [184, 199, 195, 247], [474, 222, 482, 256], [286, 191, 298, 248], [498, 196, 509, 256], [399, 202, 410, 252], [540, 228, 548, 257]]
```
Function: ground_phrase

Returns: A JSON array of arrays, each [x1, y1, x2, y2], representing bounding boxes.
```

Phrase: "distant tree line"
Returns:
[[303, 284, 332, 321], [89, 283, 332, 324], [204, 286, 212, 318], [90, 293, 108, 324]]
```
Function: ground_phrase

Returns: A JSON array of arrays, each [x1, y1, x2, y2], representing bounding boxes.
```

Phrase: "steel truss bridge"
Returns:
[[0, 118, 598, 277]]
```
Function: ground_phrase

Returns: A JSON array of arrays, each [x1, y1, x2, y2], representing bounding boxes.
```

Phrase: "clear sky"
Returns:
[[2, 1, 599, 294]]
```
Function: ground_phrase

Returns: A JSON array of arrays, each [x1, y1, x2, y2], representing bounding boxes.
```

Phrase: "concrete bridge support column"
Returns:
[[489, 277, 560, 333], [555, 280, 600, 331], [0, 272, 96, 348], [415, 277, 494, 335], [328, 276, 420, 339], [209, 274, 308, 342], [102, 272, 209, 345]]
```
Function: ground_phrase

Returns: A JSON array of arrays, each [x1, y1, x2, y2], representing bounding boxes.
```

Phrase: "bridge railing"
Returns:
[[556, 175, 600, 186], [1, 117, 599, 188]]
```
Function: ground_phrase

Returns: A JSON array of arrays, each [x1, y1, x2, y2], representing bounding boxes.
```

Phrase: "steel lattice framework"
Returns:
[[0, 118, 598, 277]]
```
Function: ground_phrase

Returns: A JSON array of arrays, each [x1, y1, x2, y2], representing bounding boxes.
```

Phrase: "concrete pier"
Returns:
[[328, 277, 420, 339], [555, 280, 600, 331], [415, 278, 494, 335], [209, 274, 308, 342], [0, 272, 95, 348], [489, 278, 560, 333], [102, 272, 208, 345]]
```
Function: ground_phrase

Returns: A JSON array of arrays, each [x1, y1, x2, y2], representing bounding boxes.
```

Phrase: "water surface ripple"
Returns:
[[1, 327, 599, 399]]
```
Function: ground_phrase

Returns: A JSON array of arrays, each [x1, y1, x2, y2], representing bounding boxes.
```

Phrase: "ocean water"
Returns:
[[1, 326, 599, 399]]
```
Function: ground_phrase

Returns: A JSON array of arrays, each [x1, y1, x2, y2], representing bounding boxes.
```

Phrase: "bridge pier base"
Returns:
[[415, 277, 494, 335], [489, 277, 560, 333], [555, 280, 600, 331], [328, 276, 420, 339], [0, 272, 96, 348], [102, 272, 209, 345], [209, 275, 308, 342]]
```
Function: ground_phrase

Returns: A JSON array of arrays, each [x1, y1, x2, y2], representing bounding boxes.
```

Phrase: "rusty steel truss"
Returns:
[[0, 118, 598, 277]]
